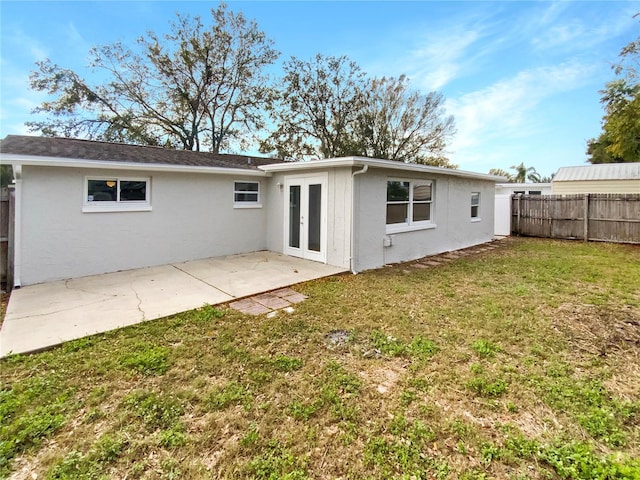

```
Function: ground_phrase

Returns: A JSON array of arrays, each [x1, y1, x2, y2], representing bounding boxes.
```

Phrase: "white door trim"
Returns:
[[283, 173, 328, 263]]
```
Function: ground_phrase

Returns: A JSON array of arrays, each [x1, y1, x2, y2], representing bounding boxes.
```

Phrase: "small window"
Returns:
[[471, 192, 480, 219], [84, 177, 151, 212], [528, 190, 542, 195], [234, 181, 261, 207], [386, 179, 434, 232]]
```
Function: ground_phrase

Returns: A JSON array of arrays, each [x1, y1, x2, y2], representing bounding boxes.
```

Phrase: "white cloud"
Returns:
[[447, 61, 598, 164], [3, 27, 49, 61], [406, 29, 482, 90]]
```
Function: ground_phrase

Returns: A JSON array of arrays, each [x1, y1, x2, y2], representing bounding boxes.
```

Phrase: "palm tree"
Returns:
[[510, 162, 541, 183], [488, 168, 513, 181]]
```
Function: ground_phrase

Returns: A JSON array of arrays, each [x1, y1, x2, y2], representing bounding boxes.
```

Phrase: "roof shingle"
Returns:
[[0, 135, 283, 170]]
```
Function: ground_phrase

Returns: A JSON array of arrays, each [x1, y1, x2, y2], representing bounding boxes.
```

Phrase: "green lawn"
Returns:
[[1, 238, 639, 479]]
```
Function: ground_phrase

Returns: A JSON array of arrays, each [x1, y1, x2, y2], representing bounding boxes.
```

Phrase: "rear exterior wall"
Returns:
[[264, 167, 352, 270], [353, 168, 496, 272], [18, 166, 268, 285]]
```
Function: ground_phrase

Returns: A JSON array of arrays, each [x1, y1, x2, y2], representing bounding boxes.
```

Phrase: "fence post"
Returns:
[[583, 193, 589, 242], [516, 195, 521, 235]]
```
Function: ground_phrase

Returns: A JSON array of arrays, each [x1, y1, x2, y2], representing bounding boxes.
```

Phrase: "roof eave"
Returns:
[[0, 153, 271, 177], [260, 156, 505, 182]]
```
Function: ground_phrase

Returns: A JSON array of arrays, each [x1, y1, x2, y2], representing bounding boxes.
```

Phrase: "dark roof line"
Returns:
[[0, 135, 284, 170]]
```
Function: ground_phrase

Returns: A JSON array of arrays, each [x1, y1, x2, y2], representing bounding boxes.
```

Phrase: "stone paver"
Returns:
[[253, 294, 291, 310], [229, 287, 309, 316], [282, 292, 307, 304]]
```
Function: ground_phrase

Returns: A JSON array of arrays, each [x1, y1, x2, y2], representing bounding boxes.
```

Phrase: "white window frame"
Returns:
[[471, 191, 481, 222], [83, 176, 152, 213], [233, 180, 262, 208], [386, 179, 436, 234]]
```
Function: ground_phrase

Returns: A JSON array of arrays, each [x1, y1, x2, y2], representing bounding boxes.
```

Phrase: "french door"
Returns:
[[284, 174, 327, 263]]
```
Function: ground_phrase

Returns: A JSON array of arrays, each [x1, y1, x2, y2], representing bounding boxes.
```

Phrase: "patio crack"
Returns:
[[170, 264, 234, 298], [130, 285, 147, 320]]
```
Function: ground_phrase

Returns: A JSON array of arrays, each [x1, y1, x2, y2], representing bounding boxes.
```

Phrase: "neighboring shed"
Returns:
[[1, 135, 503, 287], [552, 163, 640, 194], [495, 183, 552, 196]]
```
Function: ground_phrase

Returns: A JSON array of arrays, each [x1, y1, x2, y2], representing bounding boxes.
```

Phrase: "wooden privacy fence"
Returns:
[[511, 194, 640, 244]]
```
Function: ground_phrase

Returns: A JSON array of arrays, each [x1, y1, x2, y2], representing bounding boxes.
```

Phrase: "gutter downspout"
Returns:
[[12, 165, 22, 288], [350, 164, 368, 274]]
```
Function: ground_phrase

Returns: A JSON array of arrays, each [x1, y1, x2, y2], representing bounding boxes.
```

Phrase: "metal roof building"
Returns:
[[552, 163, 640, 194]]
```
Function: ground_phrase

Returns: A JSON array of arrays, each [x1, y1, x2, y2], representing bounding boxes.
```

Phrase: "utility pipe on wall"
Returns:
[[350, 164, 368, 274]]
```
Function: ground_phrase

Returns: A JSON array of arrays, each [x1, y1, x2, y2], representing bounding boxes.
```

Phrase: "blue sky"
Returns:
[[1, 1, 637, 177]]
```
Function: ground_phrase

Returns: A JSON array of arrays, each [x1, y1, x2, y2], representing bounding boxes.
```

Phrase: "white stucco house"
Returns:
[[0, 135, 503, 287]]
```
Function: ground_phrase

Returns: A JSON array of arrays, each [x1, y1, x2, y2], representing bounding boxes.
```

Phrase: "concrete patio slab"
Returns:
[[0, 251, 346, 357]]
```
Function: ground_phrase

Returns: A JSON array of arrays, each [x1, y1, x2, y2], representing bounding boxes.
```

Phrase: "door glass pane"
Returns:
[[289, 185, 301, 248], [308, 183, 321, 252]]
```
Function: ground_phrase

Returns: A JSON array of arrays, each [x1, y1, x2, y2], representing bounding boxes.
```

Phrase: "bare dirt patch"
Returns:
[[554, 303, 640, 357]]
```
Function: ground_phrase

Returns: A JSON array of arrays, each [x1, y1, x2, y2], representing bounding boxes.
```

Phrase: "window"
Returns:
[[386, 180, 434, 232], [528, 190, 542, 195], [471, 192, 480, 220], [84, 177, 151, 212], [234, 181, 261, 208]]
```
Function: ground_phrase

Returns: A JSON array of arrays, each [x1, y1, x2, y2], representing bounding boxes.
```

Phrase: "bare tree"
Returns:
[[260, 54, 368, 159], [262, 56, 456, 166], [28, 3, 279, 153], [354, 75, 456, 166]]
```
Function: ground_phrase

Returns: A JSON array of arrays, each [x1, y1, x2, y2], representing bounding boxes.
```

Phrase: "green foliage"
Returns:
[[539, 441, 640, 480], [364, 418, 443, 479], [490, 163, 545, 182], [241, 423, 260, 447], [92, 433, 127, 462], [248, 440, 310, 480], [158, 428, 187, 448], [588, 23, 640, 163], [371, 330, 407, 356], [409, 336, 439, 359], [535, 375, 637, 446], [193, 304, 226, 322], [272, 354, 303, 372], [1, 405, 66, 473], [370, 331, 439, 360], [471, 339, 502, 357], [207, 382, 253, 410], [119, 343, 170, 375], [288, 400, 320, 421], [47, 450, 101, 480], [465, 376, 508, 397], [0, 164, 14, 188], [0, 377, 72, 475], [122, 390, 183, 430], [62, 336, 94, 353]]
